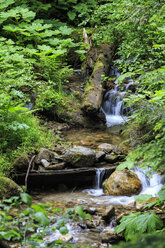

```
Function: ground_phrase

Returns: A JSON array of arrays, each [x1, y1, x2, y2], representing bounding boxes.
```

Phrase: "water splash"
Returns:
[[83, 168, 105, 196], [84, 168, 163, 205], [102, 65, 132, 127]]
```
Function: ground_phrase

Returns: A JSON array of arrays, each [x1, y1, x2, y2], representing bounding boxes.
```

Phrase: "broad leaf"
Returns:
[[20, 193, 32, 206], [33, 212, 50, 226]]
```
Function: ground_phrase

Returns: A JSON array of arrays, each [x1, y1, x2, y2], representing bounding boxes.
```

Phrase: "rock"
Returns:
[[96, 151, 105, 161], [103, 169, 142, 196], [104, 153, 118, 163], [86, 219, 100, 228], [98, 143, 113, 153], [101, 228, 119, 244], [84, 206, 97, 215], [99, 243, 108, 248], [35, 149, 53, 164], [59, 234, 73, 242], [45, 162, 65, 170], [63, 146, 96, 168], [102, 206, 115, 222], [0, 177, 23, 199], [12, 154, 29, 172], [41, 159, 50, 168], [82, 44, 113, 114]]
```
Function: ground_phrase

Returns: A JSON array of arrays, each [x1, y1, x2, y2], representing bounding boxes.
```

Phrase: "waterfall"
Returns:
[[95, 168, 105, 189], [101, 64, 132, 127], [83, 168, 105, 196]]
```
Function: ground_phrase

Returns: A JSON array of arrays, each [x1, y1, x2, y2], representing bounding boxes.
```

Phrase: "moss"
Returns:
[[93, 59, 104, 74], [0, 177, 23, 199], [84, 81, 95, 94]]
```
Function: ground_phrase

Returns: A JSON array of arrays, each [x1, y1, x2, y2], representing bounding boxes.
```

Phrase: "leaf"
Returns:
[[74, 206, 86, 219], [158, 185, 165, 201], [136, 212, 163, 233], [59, 26, 73, 35], [20, 193, 32, 206], [115, 212, 163, 241], [59, 226, 68, 235], [33, 212, 50, 226], [67, 11, 76, 21], [31, 204, 46, 213], [135, 194, 153, 202]]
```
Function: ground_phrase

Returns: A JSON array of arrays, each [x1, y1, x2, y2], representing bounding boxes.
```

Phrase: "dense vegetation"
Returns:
[[0, 0, 164, 247]]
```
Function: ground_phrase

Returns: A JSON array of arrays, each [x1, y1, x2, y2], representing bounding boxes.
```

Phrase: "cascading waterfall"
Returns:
[[83, 168, 105, 196], [85, 168, 163, 206], [95, 168, 106, 189], [101, 64, 132, 127]]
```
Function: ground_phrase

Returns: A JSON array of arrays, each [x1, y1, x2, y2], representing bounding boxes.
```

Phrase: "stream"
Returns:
[[31, 64, 163, 247]]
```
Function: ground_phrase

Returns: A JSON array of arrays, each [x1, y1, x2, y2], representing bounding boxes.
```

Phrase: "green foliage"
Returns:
[[134, 194, 153, 203], [115, 212, 163, 241], [0, 193, 92, 247], [142, 184, 165, 209], [112, 232, 165, 248]]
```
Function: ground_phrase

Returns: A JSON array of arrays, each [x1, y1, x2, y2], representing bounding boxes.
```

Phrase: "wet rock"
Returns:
[[96, 151, 105, 162], [13, 154, 29, 172], [103, 169, 142, 196], [41, 159, 50, 168], [98, 143, 113, 153], [84, 206, 97, 215], [102, 206, 115, 222], [0, 177, 23, 199], [86, 219, 100, 228], [135, 197, 158, 210], [104, 153, 118, 163], [35, 149, 53, 164], [59, 234, 73, 242], [101, 226, 122, 244], [99, 243, 109, 248], [45, 162, 65, 170], [63, 146, 96, 168]]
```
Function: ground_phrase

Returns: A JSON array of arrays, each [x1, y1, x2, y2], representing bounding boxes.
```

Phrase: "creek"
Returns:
[[31, 64, 163, 247]]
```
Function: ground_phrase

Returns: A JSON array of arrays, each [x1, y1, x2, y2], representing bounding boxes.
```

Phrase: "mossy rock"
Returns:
[[13, 154, 29, 172], [0, 177, 23, 199]]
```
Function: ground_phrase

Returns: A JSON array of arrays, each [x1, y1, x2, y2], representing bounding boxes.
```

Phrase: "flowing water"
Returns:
[[32, 65, 163, 247], [101, 64, 132, 127]]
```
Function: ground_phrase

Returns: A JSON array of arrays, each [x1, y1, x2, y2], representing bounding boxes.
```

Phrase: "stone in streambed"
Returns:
[[103, 169, 142, 196], [63, 146, 96, 168], [96, 151, 105, 161], [35, 149, 51, 164], [104, 153, 118, 163], [41, 159, 50, 168], [45, 162, 65, 170], [102, 205, 115, 222], [59, 234, 73, 242], [98, 143, 113, 153]]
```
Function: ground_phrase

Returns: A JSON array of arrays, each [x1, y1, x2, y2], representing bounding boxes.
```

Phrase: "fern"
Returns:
[[115, 212, 163, 241]]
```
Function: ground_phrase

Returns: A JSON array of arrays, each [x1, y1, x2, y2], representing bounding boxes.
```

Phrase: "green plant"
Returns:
[[115, 211, 163, 241], [0, 193, 92, 247], [112, 232, 165, 248]]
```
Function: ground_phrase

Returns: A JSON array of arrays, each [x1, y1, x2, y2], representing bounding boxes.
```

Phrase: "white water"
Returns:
[[102, 64, 132, 127], [83, 168, 105, 196], [84, 168, 163, 206]]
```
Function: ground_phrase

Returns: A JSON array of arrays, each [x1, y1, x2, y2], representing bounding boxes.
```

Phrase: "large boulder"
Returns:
[[103, 169, 142, 196], [63, 146, 96, 168], [0, 177, 23, 199]]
